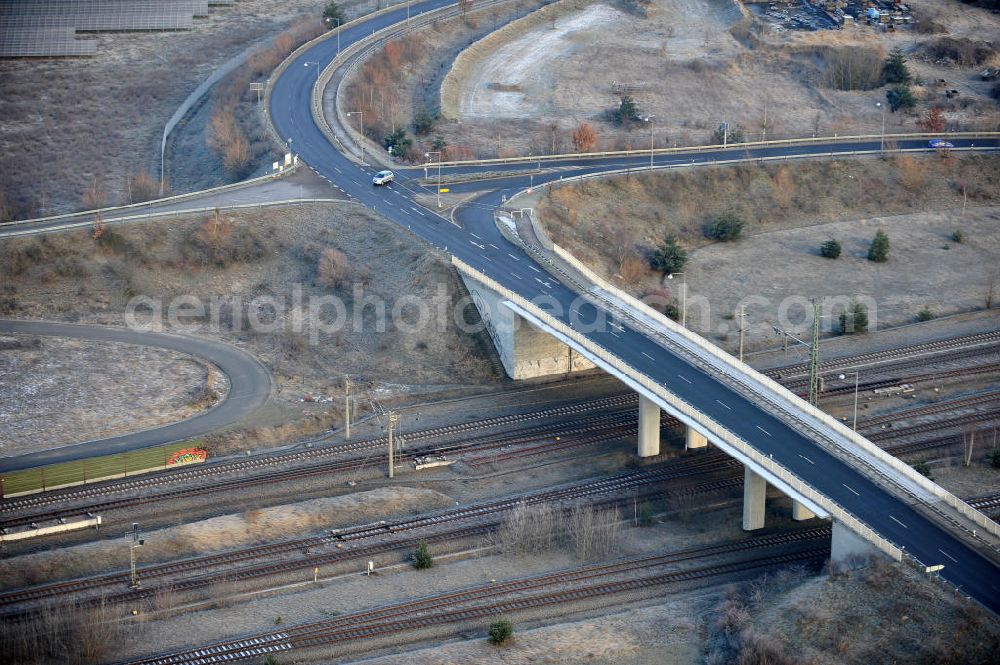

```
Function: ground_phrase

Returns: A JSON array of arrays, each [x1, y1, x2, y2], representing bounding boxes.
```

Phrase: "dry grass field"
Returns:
[[423, 0, 1000, 159], [0, 335, 223, 455], [534, 154, 1000, 345], [0, 0, 404, 219]]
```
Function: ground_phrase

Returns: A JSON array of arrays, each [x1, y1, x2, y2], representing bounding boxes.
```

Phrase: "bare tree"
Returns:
[[572, 122, 597, 153], [318, 247, 350, 288], [602, 221, 634, 273], [492, 502, 556, 555], [83, 176, 106, 240], [196, 208, 234, 262], [963, 430, 976, 467]]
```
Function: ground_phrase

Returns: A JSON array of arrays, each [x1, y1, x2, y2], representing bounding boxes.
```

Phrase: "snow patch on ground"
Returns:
[[461, 4, 626, 119]]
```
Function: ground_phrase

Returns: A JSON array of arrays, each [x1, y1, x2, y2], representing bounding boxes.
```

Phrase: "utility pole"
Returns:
[[737, 305, 747, 362], [808, 300, 822, 406], [387, 411, 399, 479], [343, 375, 352, 440], [127, 522, 144, 589]]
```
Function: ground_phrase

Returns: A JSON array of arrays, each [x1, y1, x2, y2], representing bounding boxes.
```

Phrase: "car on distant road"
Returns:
[[372, 170, 394, 185], [928, 139, 954, 149]]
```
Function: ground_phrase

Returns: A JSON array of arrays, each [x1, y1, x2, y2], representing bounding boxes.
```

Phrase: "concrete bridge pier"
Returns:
[[637, 395, 661, 457], [685, 428, 708, 450], [792, 500, 815, 521], [742, 466, 767, 530]]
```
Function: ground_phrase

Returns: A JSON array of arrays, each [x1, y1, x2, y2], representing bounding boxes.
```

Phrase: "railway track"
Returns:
[[0, 392, 643, 513], [0, 408, 647, 530], [123, 528, 831, 665], [858, 390, 1000, 431], [870, 412, 1000, 443], [815, 362, 1000, 398], [4, 334, 996, 525], [0, 453, 741, 610], [883, 427, 999, 457], [969, 492, 1000, 517], [764, 330, 1000, 380]]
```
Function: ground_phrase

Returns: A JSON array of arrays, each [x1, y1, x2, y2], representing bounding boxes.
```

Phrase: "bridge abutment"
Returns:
[[831, 519, 877, 563], [742, 466, 767, 531], [458, 273, 594, 380]]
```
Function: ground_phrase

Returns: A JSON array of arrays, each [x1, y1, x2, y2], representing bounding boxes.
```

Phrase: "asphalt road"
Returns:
[[267, 0, 1000, 612], [0, 320, 271, 473]]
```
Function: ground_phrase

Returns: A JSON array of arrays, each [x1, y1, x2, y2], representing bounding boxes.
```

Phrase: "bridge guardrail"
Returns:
[[0, 199, 344, 238], [0, 167, 300, 229], [453, 256, 904, 562], [427, 131, 1000, 168]]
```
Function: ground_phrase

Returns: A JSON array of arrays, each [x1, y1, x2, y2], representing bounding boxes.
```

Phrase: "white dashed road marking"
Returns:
[[842, 484, 860, 496], [642, 351, 655, 360], [755, 426, 771, 436], [798, 454, 814, 465], [677, 374, 692, 384], [888, 515, 908, 529], [938, 549, 957, 563], [715, 400, 731, 410]]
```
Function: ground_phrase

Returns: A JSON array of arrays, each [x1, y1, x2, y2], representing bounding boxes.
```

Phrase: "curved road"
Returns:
[[266, 0, 1000, 614], [0, 320, 271, 473]]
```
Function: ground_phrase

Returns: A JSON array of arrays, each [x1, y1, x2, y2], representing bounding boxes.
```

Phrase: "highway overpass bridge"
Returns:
[[265, 0, 1000, 612]]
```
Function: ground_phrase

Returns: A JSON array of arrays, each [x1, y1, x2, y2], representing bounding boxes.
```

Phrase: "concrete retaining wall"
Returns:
[[458, 270, 593, 378]]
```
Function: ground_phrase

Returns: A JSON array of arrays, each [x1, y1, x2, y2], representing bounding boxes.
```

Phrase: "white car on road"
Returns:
[[372, 170, 394, 185]]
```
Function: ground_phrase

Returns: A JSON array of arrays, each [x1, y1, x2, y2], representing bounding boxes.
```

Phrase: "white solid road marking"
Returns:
[[842, 483, 860, 496], [715, 400, 731, 410], [888, 515, 908, 529], [755, 425, 771, 436], [677, 374, 692, 384], [798, 454, 814, 465], [642, 351, 655, 360], [938, 549, 958, 563]]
